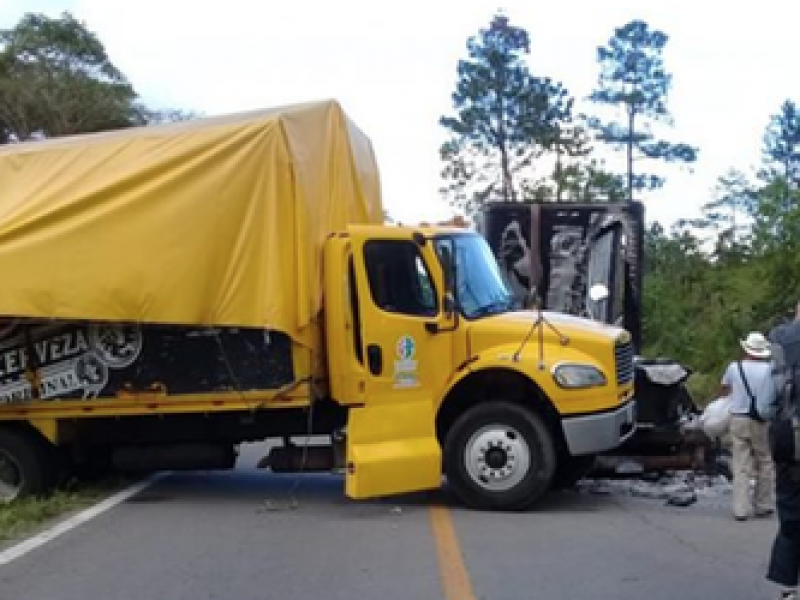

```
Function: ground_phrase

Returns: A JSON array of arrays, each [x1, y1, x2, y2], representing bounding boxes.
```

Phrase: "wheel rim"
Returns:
[[464, 424, 531, 492], [0, 450, 23, 501]]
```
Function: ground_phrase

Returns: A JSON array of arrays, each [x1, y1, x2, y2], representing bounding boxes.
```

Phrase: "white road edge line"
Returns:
[[0, 471, 169, 567]]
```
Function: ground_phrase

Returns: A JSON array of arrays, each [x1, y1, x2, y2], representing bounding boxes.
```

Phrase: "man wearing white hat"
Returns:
[[719, 331, 776, 521]]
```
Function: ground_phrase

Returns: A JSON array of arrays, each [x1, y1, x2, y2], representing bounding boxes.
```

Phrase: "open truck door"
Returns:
[[326, 227, 457, 499]]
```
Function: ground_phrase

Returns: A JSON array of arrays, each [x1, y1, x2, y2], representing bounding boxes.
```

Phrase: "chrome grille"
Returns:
[[614, 339, 635, 385]]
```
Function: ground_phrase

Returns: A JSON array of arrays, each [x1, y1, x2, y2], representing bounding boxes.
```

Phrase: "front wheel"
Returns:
[[444, 402, 556, 511]]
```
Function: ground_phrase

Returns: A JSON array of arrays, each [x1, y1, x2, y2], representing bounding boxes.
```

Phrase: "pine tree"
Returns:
[[589, 20, 697, 200]]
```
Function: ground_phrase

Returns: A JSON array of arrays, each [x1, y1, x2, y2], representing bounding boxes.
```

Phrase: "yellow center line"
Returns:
[[429, 505, 477, 600]]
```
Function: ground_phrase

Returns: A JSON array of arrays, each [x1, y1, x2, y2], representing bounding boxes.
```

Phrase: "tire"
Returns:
[[551, 454, 596, 490], [0, 428, 55, 501], [444, 402, 556, 511]]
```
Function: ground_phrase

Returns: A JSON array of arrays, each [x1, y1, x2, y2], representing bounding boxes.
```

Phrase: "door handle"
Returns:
[[367, 344, 383, 375]]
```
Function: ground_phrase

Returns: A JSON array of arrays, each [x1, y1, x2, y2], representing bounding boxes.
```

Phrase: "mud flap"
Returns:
[[346, 401, 442, 499]]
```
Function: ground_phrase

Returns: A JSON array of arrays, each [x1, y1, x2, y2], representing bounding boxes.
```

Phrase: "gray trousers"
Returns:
[[730, 415, 775, 517]]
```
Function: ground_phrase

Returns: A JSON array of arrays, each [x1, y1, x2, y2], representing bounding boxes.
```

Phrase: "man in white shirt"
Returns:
[[720, 331, 776, 521]]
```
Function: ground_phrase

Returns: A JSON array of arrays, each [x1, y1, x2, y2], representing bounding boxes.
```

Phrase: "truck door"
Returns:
[[345, 232, 454, 499]]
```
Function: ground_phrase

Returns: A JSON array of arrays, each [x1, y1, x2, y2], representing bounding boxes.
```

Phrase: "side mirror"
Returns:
[[426, 239, 459, 335], [426, 292, 458, 334], [443, 292, 456, 317], [587, 284, 609, 322], [439, 246, 455, 292], [589, 284, 609, 303]]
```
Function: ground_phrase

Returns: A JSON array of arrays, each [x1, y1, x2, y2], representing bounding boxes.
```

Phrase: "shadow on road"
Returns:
[[128, 469, 621, 518]]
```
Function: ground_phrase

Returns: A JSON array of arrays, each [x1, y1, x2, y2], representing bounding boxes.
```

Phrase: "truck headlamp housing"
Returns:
[[552, 364, 607, 389]]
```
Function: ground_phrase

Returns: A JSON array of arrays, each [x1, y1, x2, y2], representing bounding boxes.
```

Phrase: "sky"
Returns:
[[2, 0, 800, 227]]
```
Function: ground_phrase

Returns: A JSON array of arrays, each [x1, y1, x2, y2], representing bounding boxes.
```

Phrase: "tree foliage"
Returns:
[[760, 100, 800, 213], [439, 14, 576, 214], [589, 20, 697, 200], [643, 102, 800, 400], [678, 169, 755, 257], [0, 12, 193, 143], [437, 16, 800, 402], [763, 100, 800, 181], [522, 156, 627, 202]]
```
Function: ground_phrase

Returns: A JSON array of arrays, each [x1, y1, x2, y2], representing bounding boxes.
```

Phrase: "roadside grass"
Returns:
[[0, 477, 129, 543]]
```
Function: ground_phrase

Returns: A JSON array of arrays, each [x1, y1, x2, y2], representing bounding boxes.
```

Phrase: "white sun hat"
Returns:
[[740, 332, 772, 359]]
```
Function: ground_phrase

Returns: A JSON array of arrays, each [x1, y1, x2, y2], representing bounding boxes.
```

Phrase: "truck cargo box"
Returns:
[[475, 202, 644, 349], [0, 100, 383, 359], [0, 320, 295, 404]]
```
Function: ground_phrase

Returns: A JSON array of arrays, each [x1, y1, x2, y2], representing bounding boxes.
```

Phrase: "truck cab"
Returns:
[[325, 225, 636, 510]]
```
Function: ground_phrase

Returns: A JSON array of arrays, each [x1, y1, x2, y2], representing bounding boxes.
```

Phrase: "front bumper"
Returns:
[[561, 399, 637, 456]]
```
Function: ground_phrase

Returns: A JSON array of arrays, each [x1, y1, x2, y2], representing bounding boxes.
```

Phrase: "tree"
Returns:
[[522, 157, 627, 202], [439, 14, 575, 214], [589, 20, 697, 200], [549, 123, 591, 201], [0, 12, 192, 143], [694, 169, 756, 254], [761, 100, 800, 199], [637, 103, 800, 401], [744, 102, 800, 255]]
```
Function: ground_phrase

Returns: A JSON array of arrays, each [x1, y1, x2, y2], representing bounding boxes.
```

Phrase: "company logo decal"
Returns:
[[0, 322, 143, 402]]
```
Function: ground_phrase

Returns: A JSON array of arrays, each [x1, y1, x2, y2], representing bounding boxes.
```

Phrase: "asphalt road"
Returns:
[[0, 444, 782, 600]]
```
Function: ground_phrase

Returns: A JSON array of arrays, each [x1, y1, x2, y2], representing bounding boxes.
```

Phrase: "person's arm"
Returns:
[[719, 363, 733, 397]]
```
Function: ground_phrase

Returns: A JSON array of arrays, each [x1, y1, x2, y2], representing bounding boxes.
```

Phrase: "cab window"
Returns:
[[363, 240, 437, 317]]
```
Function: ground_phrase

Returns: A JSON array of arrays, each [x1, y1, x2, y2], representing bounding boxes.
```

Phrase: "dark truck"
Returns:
[[476, 202, 713, 482]]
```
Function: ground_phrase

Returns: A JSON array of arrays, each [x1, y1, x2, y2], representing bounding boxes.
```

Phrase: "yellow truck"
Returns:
[[0, 100, 635, 510]]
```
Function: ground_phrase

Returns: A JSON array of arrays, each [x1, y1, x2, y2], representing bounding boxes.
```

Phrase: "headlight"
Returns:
[[553, 364, 607, 389]]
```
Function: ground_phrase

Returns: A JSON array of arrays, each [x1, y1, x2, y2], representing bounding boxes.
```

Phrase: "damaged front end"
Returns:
[[592, 358, 719, 478]]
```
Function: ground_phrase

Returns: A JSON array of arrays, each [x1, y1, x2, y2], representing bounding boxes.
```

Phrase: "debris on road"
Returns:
[[257, 498, 300, 513], [578, 471, 732, 509], [665, 491, 697, 507]]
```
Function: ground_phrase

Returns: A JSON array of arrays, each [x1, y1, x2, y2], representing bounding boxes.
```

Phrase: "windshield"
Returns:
[[435, 234, 515, 319]]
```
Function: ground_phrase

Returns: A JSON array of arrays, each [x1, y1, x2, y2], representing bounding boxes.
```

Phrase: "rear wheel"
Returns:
[[444, 402, 556, 511], [0, 428, 55, 501]]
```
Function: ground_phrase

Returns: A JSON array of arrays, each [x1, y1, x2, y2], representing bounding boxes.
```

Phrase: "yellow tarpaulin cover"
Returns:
[[0, 100, 383, 346]]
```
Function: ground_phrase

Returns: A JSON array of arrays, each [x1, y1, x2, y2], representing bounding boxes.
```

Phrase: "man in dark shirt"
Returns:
[[768, 301, 800, 600]]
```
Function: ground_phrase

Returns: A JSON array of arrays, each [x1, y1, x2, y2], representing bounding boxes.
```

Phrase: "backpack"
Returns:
[[770, 342, 797, 420], [769, 335, 800, 463]]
